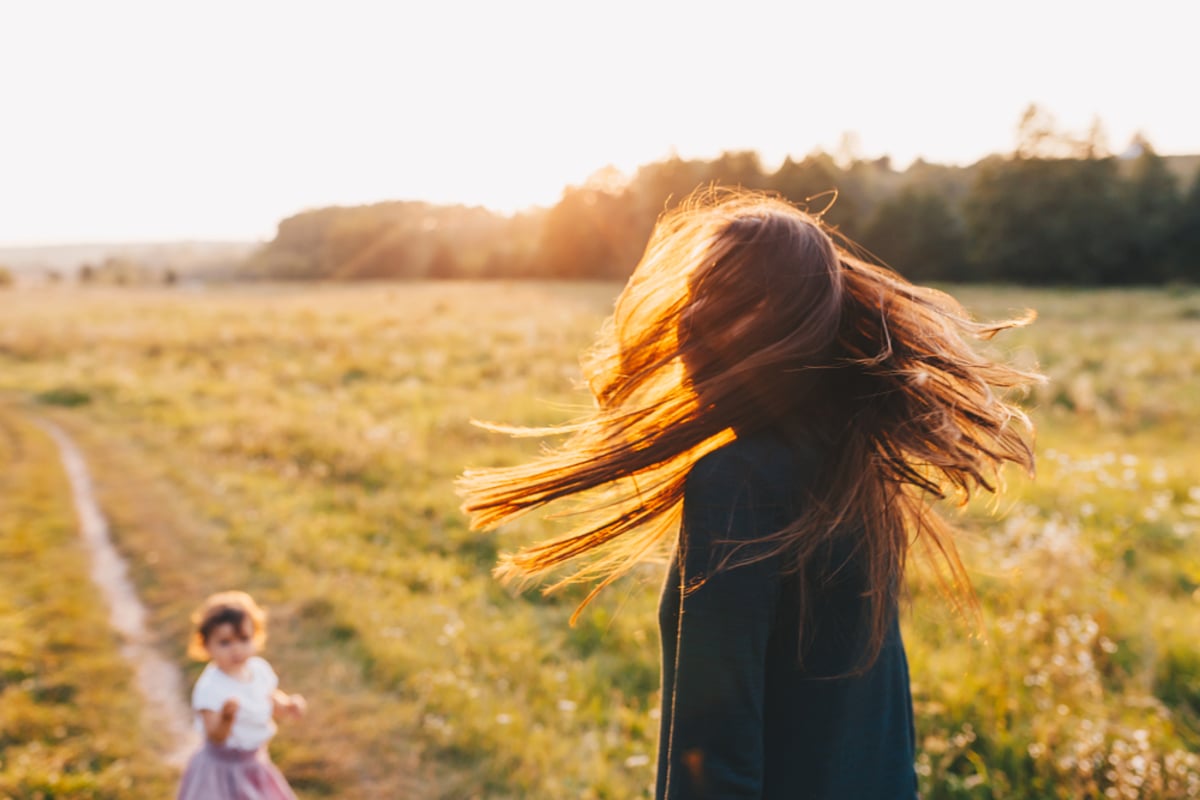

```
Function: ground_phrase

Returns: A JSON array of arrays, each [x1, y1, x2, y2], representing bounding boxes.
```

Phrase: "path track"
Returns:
[[35, 416, 200, 768]]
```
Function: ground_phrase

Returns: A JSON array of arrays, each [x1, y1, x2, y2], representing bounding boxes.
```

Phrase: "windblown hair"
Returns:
[[459, 187, 1040, 668], [187, 590, 268, 661]]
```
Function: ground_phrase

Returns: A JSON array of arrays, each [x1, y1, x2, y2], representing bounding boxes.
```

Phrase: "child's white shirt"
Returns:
[[192, 655, 278, 750]]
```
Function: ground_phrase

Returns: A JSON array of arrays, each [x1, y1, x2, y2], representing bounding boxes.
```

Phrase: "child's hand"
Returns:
[[201, 698, 240, 744], [283, 693, 307, 720], [273, 690, 306, 721]]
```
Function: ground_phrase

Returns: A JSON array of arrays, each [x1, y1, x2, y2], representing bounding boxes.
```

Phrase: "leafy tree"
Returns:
[[708, 150, 766, 189], [324, 209, 400, 273], [769, 153, 859, 234], [247, 208, 341, 279], [1013, 103, 1087, 159], [902, 157, 977, 205], [628, 156, 712, 217], [334, 229, 414, 280], [860, 188, 968, 282], [532, 186, 641, 279], [1175, 169, 1200, 283], [1124, 143, 1181, 281], [966, 156, 1133, 285], [427, 242, 460, 279], [231, 115, 1195, 286]]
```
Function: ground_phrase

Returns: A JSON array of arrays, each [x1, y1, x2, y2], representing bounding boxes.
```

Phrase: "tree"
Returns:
[[246, 208, 339, 279], [966, 156, 1134, 285], [834, 131, 864, 169], [769, 153, 860, 234], [629, 155, 711, 217], [1124, 143, 1180, 281], [1015, 103, 1060, 159], [709, 150, 766, 189], [426, 242, 460, 279], [860, 188, 968, 281], [1175, 169, 1200, 283], [333, 229, 414, 279], [225, 124, 1196, 286], [1083, 116, 1110, 159], [1014, 103, 1095, 160], [532, 186, 640, 279]]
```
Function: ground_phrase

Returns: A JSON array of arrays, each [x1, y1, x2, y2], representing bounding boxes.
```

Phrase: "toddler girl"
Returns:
[[177, 590, 306, 800]]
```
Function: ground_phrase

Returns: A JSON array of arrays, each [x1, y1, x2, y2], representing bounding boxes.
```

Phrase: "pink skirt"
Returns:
[[177, 742, 298, 800]]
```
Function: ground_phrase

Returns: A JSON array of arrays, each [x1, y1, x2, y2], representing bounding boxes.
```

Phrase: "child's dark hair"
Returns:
[[187, 590, 268, 661]]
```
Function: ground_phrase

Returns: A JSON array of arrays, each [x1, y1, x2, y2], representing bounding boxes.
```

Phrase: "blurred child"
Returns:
[[177, 590, 306, 800]]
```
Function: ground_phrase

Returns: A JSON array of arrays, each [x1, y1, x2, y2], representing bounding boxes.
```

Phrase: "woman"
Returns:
[[459, 188, 1039, 798]]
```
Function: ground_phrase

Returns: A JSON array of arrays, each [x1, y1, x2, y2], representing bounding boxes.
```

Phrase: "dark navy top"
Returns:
[[656, 435, 918, 799]]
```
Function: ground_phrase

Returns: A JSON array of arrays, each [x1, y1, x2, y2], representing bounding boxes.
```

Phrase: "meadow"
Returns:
[[1, 281, 1199, 799]]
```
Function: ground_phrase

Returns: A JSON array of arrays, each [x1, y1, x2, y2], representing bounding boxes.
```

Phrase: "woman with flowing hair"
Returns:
[[458, 188, 1040, 799]]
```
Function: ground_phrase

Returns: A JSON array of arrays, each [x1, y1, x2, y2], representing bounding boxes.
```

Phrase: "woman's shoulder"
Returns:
[[687, 433, 823, 496]]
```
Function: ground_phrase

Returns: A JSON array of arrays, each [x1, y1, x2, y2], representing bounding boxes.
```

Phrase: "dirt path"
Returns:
[[35, 416, 201, 768]]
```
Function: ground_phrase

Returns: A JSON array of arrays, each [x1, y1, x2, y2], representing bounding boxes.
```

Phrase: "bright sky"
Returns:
[[2, 0, 1197, 245]]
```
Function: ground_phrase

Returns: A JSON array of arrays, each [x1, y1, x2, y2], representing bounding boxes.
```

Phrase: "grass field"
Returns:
[[1, 281, 1199, 798], [0, 407, 177, 798]]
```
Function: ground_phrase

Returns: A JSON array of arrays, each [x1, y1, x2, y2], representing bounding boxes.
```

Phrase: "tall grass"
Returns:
[[0, 282, 1198, 797]]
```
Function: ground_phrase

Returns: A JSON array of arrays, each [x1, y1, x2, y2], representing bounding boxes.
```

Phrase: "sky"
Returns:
[[1, 0, 1197, 245]]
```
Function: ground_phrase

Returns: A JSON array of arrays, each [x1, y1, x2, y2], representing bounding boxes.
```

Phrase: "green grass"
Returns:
[[0, 282, 1198, 798], [0, 407, 177, 798]]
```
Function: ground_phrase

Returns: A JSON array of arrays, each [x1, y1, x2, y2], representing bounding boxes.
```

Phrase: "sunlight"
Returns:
[[0, 0, 1197, 243]]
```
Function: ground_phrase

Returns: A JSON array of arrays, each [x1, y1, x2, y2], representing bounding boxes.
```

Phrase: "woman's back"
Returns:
[[657, 435, 918, 799]]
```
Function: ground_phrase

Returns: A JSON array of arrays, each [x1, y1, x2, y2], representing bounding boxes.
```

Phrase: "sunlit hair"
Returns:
[[459, 187, 1041, 669], [187, 590, 268, 661]]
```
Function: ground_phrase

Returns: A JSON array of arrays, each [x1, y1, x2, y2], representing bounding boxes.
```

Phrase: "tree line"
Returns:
[[245, 108, 1200, 286]]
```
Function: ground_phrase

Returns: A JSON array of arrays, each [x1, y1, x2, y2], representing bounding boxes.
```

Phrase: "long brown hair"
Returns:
[[459, 187, 1040, 668]]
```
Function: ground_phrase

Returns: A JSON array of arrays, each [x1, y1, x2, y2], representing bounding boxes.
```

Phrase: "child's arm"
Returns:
[[198, 698, 239, 744], [272, 689, 307, 722]]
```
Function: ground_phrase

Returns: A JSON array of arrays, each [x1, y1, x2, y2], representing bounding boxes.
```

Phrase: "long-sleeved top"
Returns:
[[656, 434, 918, 799]]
